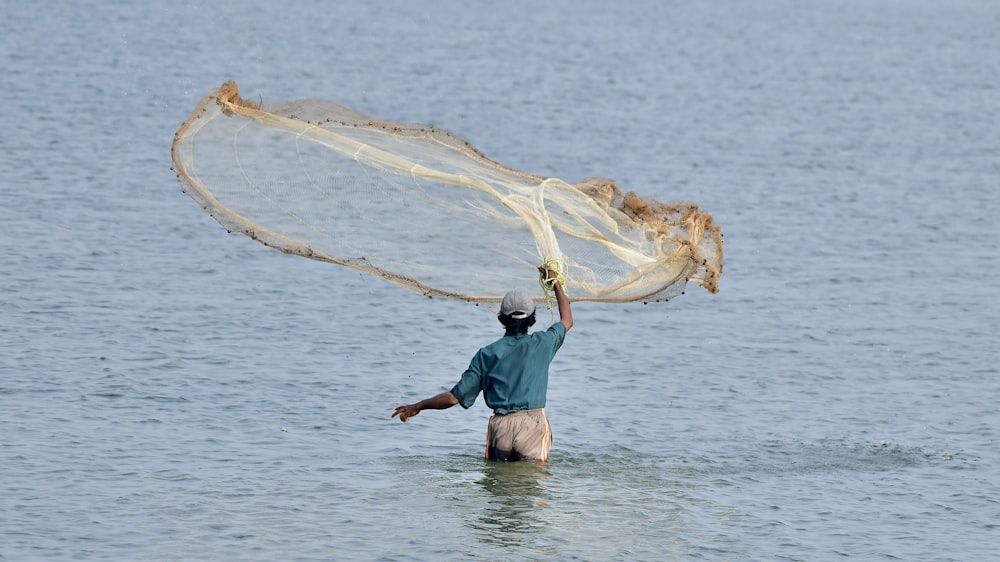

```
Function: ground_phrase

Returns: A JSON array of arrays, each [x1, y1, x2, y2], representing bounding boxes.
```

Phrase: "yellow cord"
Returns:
[[539, 257, 566, 319]]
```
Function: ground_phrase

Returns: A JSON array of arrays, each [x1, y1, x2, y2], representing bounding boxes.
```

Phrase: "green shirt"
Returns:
[[450, 322, 567, 414]]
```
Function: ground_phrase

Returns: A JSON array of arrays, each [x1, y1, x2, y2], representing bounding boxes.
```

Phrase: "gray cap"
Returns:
[[500, 289, 535, 319]]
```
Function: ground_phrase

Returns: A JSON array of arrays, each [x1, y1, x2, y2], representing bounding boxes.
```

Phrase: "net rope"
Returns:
[[171, 81, 723, 309], [539, 257, 566, 317]]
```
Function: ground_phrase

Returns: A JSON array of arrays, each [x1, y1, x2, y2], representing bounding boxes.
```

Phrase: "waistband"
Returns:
[[492, 407, 546, 417]]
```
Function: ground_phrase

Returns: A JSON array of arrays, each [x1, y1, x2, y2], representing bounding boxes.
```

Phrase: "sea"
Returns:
[[2, 1, 998, 560]]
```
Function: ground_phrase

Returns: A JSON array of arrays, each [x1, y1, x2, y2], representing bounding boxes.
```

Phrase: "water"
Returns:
[[2, 0, 998, 560]]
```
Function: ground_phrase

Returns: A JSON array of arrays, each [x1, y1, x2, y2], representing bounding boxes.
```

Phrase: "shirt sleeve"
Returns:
[[449, 351, 484, 409], [546, 321, 567, 352]]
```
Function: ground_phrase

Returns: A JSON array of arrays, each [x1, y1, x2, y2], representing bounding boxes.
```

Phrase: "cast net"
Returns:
[[171, 81, 723, 307]]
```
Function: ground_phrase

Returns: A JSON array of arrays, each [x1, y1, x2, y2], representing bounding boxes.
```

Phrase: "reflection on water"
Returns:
[[470, 461, 552, 547]]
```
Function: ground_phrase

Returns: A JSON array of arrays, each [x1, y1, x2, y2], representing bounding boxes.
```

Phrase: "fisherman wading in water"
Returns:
[[392, 264, 573, 462]]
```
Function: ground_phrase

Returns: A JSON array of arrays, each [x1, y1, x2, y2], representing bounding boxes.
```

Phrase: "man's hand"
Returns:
[[392, 403, 421, 422], [538, 263, 573, 331], [391, 392, 458, 422], [538, 265, 560, 287]]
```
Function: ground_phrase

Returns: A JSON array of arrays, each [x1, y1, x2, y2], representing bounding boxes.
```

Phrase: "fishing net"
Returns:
[[171, 81, 723, 307]]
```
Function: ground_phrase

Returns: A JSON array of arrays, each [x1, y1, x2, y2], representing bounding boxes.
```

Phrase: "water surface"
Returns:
[[2, 1, 998, 560]]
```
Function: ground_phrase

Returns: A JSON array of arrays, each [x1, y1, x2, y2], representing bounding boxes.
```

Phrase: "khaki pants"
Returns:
[[485, 408, 551, 462]]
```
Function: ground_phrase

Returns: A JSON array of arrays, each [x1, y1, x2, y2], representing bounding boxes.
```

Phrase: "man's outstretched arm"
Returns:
[[541, 265, 573, 332], [392, 391, 459, 422]]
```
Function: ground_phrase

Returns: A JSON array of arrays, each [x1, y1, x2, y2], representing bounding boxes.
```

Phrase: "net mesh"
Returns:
[[171, 81, 723, 307]]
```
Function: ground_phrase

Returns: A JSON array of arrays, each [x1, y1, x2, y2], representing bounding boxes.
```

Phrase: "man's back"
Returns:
[[453, 322, 567, 414]]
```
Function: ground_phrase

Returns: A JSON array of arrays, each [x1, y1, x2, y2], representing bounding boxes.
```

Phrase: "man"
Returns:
[[392, 265, 573, 462]]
